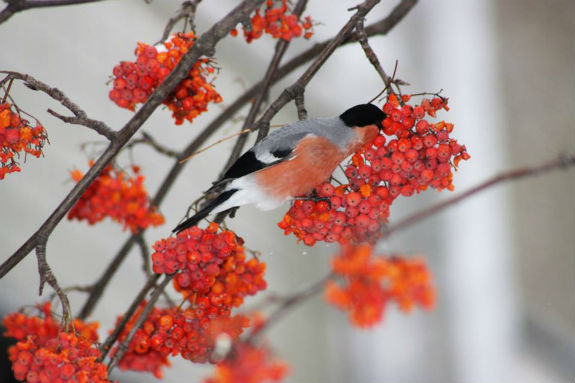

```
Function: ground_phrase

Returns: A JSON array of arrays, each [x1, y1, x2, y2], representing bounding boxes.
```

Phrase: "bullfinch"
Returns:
[[173, 103, 386, 233]]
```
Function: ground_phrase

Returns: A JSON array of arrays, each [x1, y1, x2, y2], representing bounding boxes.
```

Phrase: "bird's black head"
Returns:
[[339, 104, 387, 128]]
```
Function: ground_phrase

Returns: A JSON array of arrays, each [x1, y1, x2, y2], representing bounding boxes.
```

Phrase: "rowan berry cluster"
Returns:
[[68, 162, 165, 233], [114, 302, 250, 377], [2, 302, 108, 383], [278, 93, 470, 246], [109, 32, 222, 124], [278, 181, 393, 246], [325, 244, 435, 327], [231, 0, 313, 42], [203, 342, 289, 383], [152, 223, 267, 315], [0, 102, 47, 179]]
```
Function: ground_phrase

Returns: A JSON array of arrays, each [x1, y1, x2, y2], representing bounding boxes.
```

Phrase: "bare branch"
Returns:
[[135, 233, 151, 276], [157, 0, 201, 44], [179, 128, 251, 163], [355, 18, 390, 85], [126, 131, 180, 158], [1, 71, 116, 140], [294, 88, 307, 120], [246, 273, 333, 343], [0, 0, 107, 24], [382, 154, 575, 238], [36, 236, 72, 327]]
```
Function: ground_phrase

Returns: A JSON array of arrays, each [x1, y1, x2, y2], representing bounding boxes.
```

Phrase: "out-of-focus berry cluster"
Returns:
[[279, 93, 470, 246], [109, 32, 222, 124], [68, 162, 165, 233], [2, 302, 109, 383], [325, 244, 436, 327], [231, 0, 313, 42], [203, 342, 289, 383], [0, 102, 47, 179]]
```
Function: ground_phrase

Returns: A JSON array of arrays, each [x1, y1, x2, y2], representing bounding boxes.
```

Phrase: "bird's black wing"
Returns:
[[221, 129, 311, 181]]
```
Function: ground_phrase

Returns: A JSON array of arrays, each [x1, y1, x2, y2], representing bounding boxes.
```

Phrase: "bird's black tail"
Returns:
[[173, 189, 238, 233]]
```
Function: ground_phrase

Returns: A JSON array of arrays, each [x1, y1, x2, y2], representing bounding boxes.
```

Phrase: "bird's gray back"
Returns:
[[254, 117, 354, 155]]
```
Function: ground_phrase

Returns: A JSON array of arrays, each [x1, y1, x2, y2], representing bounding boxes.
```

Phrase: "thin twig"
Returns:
[[382, 154, 575, 238], [157, 0, 201, 44], [35, 236, 72, 328], [126, 131, 180, 158], [179, 128, 251, 163], [355, 18, 390, 85], [1, 78, 14, 103], [1, 71, 115, 140]]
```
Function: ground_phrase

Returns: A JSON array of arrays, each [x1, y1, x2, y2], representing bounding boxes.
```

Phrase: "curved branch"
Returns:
[[157, 0, 201, 44], [1, 71, 116, 140]]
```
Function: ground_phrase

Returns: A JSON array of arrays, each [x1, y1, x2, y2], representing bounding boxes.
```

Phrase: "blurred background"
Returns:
[[0, 0, 573, 382]]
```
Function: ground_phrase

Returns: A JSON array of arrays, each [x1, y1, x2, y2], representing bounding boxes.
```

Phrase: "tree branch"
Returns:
[[382, 154, 575, 238], [157, 0, 201, 45], [126, 131, 180, 159], [0, 0, 107, 24], [294, 88, 307, 120], [1, 71, 116, 140], [355, 18, 390, 85], [35, 236, 72, 327], [243, 154, 575, 342]]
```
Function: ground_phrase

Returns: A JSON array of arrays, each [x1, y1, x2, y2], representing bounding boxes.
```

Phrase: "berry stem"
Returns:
[[157, 0, 202, 45]]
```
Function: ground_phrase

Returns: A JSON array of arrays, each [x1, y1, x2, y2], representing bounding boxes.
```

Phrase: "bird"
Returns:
[[173, 103, 387, 233]]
